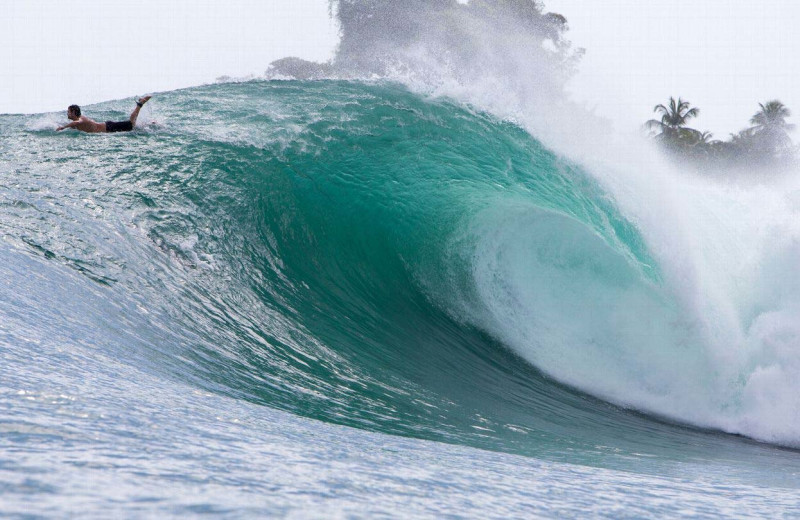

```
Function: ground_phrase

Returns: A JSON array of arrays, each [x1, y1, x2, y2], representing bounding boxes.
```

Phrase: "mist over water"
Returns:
[[269, 0, 800, 446]]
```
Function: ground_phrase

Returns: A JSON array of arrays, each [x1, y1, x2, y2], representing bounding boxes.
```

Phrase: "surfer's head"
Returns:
[[67, 105, 81, 120]]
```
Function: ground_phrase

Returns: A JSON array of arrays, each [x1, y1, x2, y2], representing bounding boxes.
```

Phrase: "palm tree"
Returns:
[[749, 100, 795, 152], [645, 97, 700, 141], [697, 131, 715, 144], [750, 100, 793, 130], [688, 130, 717, 159], [683, 129, 715, 147]]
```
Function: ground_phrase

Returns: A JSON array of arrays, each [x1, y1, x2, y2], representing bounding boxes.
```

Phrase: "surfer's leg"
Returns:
[[129, 96, 152, 127]]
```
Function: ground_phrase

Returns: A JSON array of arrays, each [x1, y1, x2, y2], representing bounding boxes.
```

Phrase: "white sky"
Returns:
[[547, 0, 800, 137], [1, 0, 338, 114], [4, 0, 800, 137]]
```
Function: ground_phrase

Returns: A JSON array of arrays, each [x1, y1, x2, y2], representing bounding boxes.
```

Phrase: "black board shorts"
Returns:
[[105, 120, 133, 133]]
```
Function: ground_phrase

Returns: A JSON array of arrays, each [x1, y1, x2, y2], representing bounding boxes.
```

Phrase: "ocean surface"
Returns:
[[2, 80, 800, 518]]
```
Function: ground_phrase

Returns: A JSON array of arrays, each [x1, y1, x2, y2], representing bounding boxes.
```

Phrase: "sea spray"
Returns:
[[267, 0, 800, 445]]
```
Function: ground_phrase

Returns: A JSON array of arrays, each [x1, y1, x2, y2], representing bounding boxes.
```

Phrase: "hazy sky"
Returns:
[[547, 0, 800, 136], [4, 0, 800, 137], [1, 0, 338, 114]]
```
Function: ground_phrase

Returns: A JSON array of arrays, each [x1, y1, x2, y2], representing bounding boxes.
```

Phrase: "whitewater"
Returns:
[[4, 1, 800, 517]]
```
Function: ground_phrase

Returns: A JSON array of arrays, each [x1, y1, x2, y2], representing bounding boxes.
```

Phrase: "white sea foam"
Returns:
[[308, 0, 800, 446], [26, 116, 61, 132]]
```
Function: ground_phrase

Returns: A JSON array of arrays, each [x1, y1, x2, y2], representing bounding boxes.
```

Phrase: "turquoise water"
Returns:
[[2, 81, 799, 517]]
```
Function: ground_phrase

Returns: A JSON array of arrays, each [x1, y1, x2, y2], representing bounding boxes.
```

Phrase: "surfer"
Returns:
[[57, 96, 152, 133]]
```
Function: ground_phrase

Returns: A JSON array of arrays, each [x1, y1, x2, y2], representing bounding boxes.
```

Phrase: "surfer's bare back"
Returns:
[[57, 96, 152, 133]]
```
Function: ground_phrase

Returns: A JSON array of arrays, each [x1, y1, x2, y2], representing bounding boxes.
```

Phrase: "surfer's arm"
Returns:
[[57, 121, 79, 131]]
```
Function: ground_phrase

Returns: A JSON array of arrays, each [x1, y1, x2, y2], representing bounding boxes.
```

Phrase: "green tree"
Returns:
[[645, 97, 700, 142], [748, 100, 795, 155]]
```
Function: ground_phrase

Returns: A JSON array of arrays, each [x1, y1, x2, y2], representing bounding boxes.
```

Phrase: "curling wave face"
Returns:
[[3, 82, 800, 479]]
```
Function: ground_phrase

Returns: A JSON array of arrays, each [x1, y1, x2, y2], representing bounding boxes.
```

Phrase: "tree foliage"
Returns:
[[645, 97, 797, 168], [645, 97, 700, 140]]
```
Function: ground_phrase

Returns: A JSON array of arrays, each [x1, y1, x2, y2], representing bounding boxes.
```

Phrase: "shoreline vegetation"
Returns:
[[645, 97, 797, 170]]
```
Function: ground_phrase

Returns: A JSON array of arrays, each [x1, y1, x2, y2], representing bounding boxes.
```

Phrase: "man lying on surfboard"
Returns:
[[57, 96, 152, 133]]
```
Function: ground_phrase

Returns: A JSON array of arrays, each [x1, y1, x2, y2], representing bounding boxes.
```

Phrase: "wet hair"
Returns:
[[68, 104, 81, 117]]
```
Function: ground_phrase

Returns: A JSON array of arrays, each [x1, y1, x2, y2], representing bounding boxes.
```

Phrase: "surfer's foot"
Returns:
[[130, 96, 152, 125]]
